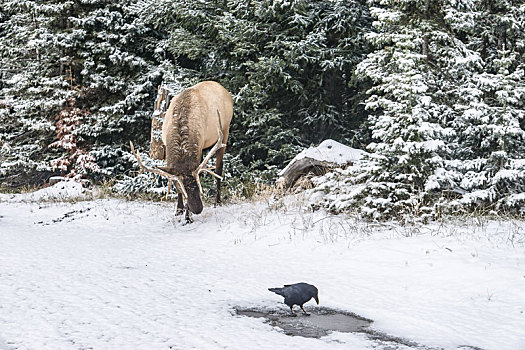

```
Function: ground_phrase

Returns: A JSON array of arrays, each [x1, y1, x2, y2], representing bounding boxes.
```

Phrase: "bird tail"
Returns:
[[268, 287, 285, 297]]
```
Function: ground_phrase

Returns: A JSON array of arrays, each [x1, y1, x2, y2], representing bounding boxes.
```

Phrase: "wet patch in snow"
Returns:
[[235, 306, 371, 338], [234, 306, 441, 349]]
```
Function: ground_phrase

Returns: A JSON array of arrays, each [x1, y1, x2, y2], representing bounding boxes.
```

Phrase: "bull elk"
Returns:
[[130, 81, 233, 222]]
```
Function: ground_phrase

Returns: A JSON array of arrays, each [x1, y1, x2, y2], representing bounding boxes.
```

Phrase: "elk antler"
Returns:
[[193, 110, 226, 194], [129, 141, 188, 200]]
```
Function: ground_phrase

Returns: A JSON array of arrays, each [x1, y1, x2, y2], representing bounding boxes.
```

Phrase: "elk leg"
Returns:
[[176, 193, 184, 216], [183, 207, 193, 225], [215, 146, 225, 205]]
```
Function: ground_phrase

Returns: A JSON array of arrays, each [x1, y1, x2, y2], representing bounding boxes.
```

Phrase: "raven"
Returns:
[[268, 282, 319, 316]]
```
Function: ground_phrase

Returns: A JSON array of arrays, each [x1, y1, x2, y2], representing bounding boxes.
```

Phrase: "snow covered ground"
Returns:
[[0, 182, 524, 350]]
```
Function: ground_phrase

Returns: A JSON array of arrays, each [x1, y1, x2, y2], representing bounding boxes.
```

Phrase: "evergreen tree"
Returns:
[[317, 0, 454, 219], [0, 0, 164, 186], [1, 0, 523, 218], [311, 0, 525, 219], [0, 1, 73, 187], [65, 0, 166, 179], [143, 0, 371, 178], [433, 0, 525, 213]]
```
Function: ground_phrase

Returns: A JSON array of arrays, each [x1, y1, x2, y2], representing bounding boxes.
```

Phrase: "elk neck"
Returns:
[[164, 89, 203, 175]]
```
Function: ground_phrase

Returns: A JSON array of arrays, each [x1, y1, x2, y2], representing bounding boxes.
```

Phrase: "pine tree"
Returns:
[[333, 0, 452, 219], [436, 0, 525, 213], [0, 0, 165, 186], [1, 0, 522, 218], [0, 1, 73, 187], [311, 0, 525, 219], [143, 0, 371, 178], [65, 0, 166, 179]]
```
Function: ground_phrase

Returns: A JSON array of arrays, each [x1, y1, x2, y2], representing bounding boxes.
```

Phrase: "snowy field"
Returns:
[[0, 182, 524, 350]]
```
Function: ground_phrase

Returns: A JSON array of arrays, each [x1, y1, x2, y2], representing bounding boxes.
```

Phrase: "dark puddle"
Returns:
[[235, 306, 371, 338], [235, 306, 442, 349]]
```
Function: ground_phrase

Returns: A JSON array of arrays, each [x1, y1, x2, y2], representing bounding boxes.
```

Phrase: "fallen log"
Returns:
[[277, 140, 366, 190]]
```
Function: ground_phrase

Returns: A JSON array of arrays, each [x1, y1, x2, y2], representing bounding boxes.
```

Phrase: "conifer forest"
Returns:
[[1, 0, 524, 220]]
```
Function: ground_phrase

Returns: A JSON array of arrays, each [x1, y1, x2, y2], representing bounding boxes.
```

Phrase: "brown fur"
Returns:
[[165, 90, 200, 174], [160, 81, 233, 216]]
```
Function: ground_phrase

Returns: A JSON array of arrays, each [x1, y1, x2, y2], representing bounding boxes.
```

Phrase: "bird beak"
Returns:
[[315, 295, 319, 304]]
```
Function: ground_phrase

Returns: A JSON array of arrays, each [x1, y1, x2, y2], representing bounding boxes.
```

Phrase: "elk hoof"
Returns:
[[183, 210, 193, 225]]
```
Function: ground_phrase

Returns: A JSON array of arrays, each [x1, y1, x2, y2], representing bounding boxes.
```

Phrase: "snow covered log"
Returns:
[[277, 139, 366, 190]]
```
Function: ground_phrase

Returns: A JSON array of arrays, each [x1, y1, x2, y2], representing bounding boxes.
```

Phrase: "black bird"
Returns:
[[268, 282, 319, 316]]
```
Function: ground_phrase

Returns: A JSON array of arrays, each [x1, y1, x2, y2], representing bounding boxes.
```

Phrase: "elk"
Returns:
[[130, 81, 233, 222]]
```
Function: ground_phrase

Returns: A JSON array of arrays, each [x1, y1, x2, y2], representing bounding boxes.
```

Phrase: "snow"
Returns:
[[0, 180, 89, 203], [278, 140, 367, 177], [0, 182, 524, 350]]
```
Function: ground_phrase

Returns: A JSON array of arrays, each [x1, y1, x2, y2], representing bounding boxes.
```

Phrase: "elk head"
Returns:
[[129, 111, 226, 216]]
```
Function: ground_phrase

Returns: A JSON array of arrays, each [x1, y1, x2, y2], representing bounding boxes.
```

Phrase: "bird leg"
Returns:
[[289, 306, 297, 317], [300, 305, 310, 316]]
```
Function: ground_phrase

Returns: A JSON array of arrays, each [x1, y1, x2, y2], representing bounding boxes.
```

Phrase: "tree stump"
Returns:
[[149, 86, 172, 160]]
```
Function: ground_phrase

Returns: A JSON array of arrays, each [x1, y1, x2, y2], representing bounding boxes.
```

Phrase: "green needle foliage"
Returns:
[[1, 0, 524, 219]]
